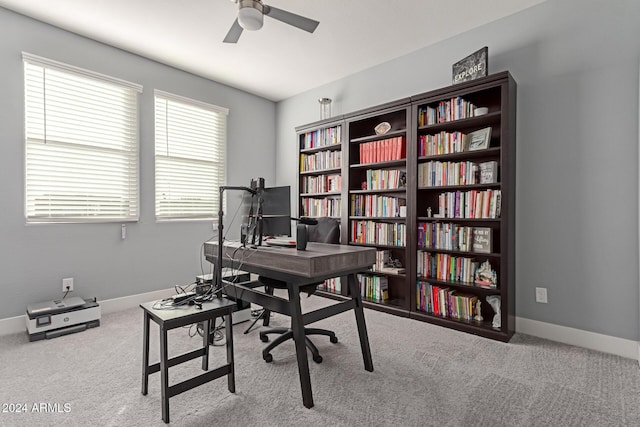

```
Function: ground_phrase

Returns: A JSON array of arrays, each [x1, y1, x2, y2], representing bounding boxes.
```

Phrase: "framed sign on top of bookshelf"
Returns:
[[452, 46, 488, 84]]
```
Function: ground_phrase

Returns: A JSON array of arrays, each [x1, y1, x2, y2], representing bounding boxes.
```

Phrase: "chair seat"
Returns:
[[258, 276, 319, 294]]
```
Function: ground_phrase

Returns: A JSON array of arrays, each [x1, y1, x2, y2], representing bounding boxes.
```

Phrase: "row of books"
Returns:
[[317, 277, 341, 294], [417, 252, 480, 284], [418, 253, 498, 289], [416, 281, 479, 321], [350, 220, 406, 247], [418, 131, 466, 156], [301, 125, 342, 150], [357, 273, 388, 303], [418, 160, 493, 187], [358, 136, 406, 164], [417, 96, 477, 126], [432, 189, 501, 219], [361, 168, 406, 190], [374, 249, 390, 271], [350, 194, 406, 218], [301, 174, 341, 194], [417, 223, 493, 253], [300, 196, 341, 217], [300, 150, 341, 172]]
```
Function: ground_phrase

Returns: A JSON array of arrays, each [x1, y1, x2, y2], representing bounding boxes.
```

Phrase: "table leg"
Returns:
[[288, 283, 314, 408], [225, 311, 235, 393], [202, 319, 210, 371], [347, 273, 374, 372], [160, 325, 170, 423], [141, 311, 150, 395]]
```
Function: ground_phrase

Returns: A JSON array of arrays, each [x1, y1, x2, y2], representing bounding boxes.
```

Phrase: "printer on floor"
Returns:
[[26, 296, 101, 341]]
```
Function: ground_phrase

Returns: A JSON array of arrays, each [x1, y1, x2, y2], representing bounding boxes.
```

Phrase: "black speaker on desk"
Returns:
[[296, 224, 308, 250], [293, 217, 317, 251]]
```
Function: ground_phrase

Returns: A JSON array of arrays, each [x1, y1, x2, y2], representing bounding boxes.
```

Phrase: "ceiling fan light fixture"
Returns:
[[238, 1, 264, 31]]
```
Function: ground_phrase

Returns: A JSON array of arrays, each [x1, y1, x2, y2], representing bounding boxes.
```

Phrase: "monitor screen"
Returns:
[[261, 186, 291, 238], [239, 185, 291, 244]]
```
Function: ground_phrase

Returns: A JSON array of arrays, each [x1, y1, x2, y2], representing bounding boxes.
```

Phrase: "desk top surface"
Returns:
[[204, 241, 375, 282]]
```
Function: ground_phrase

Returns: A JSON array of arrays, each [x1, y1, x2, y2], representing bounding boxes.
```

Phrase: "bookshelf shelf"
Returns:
[[350, 159, 406, 169], [417, 183, 501, 191], [300, 191, 341, 197], [350, 128, 407, 144], [296, 72, 516, 341], [350, 188, 406, 195], [300, 144, 342, 154], [418, 248, 501, 258], [417, 111, 501, 133], [418, 146, 501, 162], [349, 216, 406, 221], [299, 167, 341, 175], [349, 242, 405, 249]]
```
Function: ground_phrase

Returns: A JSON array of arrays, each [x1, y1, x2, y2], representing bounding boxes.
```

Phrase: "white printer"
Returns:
[[26, 297, 101, 341]]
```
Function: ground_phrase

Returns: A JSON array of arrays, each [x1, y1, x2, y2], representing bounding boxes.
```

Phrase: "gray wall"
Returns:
[[0, 8, 276, 318], [276, 0, 640, 340]]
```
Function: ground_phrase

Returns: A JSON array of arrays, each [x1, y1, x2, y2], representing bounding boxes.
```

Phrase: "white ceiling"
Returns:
[[0, 0, 545, 101]]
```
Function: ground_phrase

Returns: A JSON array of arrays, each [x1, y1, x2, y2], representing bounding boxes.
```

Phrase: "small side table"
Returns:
[[140, 298, 236, 423]]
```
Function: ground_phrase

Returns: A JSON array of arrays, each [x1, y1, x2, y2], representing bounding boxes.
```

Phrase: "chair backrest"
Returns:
[[306, 217, 340, 244]]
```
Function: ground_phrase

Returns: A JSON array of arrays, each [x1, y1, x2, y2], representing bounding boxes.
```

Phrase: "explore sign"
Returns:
[[452, 47, 488, 84]]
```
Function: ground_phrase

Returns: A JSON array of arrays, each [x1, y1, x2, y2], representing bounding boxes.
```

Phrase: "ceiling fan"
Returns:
[[223, 0, 320, 43]]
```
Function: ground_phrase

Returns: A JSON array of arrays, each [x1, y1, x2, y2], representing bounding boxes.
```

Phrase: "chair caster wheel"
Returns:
[[260, 334, 269, 342], [313, 355, 323, 363], [330, 336, 338, 344], [263, 353, 273, 363]]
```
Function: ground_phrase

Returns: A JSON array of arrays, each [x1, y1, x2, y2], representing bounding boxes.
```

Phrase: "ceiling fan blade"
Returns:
[[264, 6, 319, 33], [223, 18, 243, 43]]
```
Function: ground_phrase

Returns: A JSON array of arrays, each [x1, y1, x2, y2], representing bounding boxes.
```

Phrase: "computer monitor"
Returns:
[[261, 185, 291, 237], [240, 185, 291, 245]]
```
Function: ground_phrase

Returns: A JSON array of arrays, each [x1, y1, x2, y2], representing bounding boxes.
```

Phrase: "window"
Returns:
[[23, 53, 141, 223], [154, 90, 228, 220]]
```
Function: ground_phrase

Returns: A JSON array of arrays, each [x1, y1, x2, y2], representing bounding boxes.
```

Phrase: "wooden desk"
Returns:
[[203, 241, 375, 408]]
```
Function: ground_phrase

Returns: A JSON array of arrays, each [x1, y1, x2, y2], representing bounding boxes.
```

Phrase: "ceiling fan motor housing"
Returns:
[[238, 0, 265, 31]]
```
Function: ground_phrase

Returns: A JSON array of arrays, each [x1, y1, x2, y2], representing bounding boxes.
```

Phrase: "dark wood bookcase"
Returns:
[[295, 72, 516, 341], [296, 119, 346, 294]]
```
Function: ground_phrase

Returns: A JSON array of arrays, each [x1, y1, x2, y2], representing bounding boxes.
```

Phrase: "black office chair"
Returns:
[[258, 217, 340, 363]]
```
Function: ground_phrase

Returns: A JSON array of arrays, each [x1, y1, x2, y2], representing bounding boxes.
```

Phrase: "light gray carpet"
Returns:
[[1, 293, 639, 427]]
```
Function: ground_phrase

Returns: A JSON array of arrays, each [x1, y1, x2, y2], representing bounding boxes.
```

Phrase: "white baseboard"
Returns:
[[2, 296, 637, 362], [0, 288, 174, 337], [516, 316, 638, 361]]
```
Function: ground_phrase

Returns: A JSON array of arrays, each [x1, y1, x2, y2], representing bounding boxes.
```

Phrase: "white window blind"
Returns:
[[155, 90, 228, 220], [23, 53, 141, 223]]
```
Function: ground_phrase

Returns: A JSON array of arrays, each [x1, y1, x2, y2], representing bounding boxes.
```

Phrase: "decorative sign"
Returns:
[[452, 47, 488, 84]]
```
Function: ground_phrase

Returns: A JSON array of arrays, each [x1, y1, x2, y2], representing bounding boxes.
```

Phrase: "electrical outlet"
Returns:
[[63, 277, 74, 292], [535, 287, 547, 303], [121, 223, 126, 239]]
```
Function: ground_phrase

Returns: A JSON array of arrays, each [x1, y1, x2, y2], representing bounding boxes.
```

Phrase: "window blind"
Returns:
[[154, 90, 228, 220], [23, 53, 141, 223]]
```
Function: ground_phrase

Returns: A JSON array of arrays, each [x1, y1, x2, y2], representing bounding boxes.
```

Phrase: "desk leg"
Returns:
[[347, 273, 374, 372], [160, 325, 170, 423], [141, 311, 150, 395], [202, 319, 210, 371], [225, 311, 235, 393], [288, 283, 314, 409]]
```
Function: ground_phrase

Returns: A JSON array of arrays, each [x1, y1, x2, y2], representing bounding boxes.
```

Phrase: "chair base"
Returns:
[[259, 327, 338, 364]]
